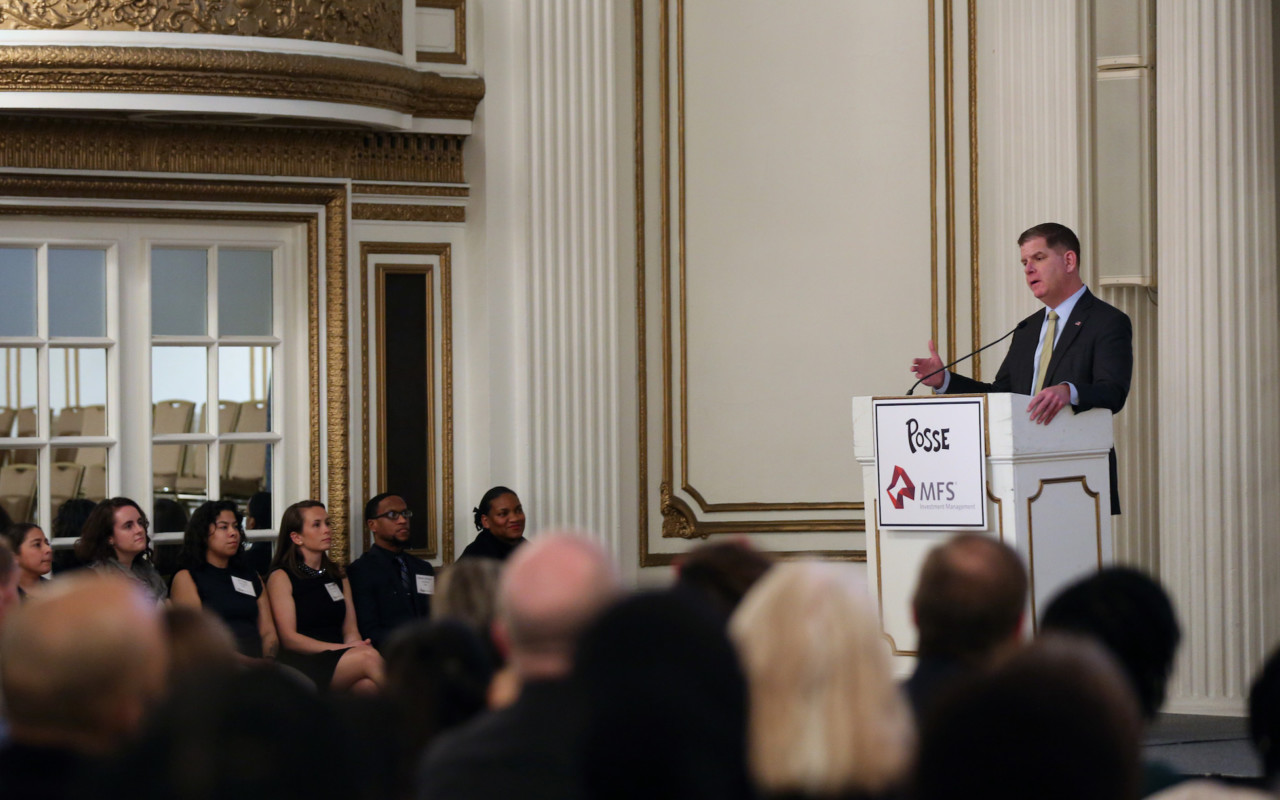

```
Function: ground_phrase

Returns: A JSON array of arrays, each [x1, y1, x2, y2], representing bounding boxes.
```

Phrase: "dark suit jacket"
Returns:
[[416, 679, 586, 800], [347, 545, 435, 650], [946, 289, 1133, 514]]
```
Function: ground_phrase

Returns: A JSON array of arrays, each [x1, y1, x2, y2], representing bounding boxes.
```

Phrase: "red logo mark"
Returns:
[[886, 466, 916, 510]]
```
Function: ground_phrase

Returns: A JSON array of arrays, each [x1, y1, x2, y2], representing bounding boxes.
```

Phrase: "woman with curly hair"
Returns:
[[170, 499, 278, 662], [73, 497, 167, 603]]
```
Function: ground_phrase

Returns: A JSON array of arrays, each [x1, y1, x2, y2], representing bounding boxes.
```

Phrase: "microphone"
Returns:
[[906, 320, 1028, 395]]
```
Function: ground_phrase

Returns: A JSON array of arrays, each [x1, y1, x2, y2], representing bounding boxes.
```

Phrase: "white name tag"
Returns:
[[324, 583, 344, 602], [231, 576, 256, 597], [416, 574, 435, 595]]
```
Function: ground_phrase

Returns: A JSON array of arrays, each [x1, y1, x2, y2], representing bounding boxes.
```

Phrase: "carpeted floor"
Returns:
[[1145, 714, 1262, 781]]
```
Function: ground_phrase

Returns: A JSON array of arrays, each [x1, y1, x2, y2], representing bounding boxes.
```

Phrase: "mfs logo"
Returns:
[[886, 465, 957, 509], [885, 465, 915, 509]]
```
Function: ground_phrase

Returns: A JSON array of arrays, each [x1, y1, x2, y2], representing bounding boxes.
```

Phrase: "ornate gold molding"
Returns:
[[0, 0, 403, 53], [352, 204, 465, 223], [416, 0, 467, 65], [352, 183, 470, 198], [360, 243, 455, 563], [0, 116, 467, 183], [0, 175, 352, 561], [0, 46, 483, 119]]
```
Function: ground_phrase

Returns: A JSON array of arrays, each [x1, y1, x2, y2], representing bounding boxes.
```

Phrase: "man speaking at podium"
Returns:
[[909, 223, 1133, 515]]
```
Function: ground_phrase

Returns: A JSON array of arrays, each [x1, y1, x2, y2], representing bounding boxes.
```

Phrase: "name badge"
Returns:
[[416, 575, 435, 595], [324, 583, 344, 602], [231, 576, 256, 597]]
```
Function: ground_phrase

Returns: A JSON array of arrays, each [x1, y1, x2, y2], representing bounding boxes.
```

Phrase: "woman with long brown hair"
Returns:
[[265, 500, 382, 692], [73, 497, 167, 603]]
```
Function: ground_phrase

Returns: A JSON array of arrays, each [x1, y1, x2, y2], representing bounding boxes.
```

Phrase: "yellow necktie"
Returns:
[[1034, 311, 1058, 393]]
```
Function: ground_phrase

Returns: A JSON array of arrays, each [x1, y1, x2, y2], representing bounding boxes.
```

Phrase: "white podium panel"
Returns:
[[852, 393, 1113, 672]]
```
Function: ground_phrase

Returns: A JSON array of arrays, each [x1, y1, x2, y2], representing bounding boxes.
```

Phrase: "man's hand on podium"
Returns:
[[1028, 384, 1071, 425], [910, 340, 946, 390]]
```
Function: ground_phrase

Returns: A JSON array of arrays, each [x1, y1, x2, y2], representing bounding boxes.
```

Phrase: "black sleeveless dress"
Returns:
[[188, 561, 264, 658], [273, 567, 349, 689]]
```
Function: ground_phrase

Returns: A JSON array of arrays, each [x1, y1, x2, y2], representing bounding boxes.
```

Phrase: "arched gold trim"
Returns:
[[986, 482, 1004, 542], [0, 175, 351, 561], [0, 46, 484, 119], [1025, 475, 1102, 627]]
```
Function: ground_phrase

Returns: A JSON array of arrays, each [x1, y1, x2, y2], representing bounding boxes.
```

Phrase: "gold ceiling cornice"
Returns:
[[0, 116, 466, 183], [0, 0, 402, 53], [0, 45, 484, 120]]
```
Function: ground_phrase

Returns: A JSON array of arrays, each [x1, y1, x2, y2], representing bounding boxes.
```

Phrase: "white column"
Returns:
[[522, 0, 627, 556], [1156, 0, 1280, 712], [976, 0, 1085, 342]]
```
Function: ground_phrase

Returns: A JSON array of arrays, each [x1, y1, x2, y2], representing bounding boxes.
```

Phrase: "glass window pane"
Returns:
[[49, 348, 108, 438], [1, 348, 37, 437], [68, 447, 108, 505], [152, 248, 208, 336], [218, 249, 273, 336], [152, 348, 207, 433], [0, 452, 39, 524], [223, 440, 268, 499], [0, 248, 36, 337], [49, 248, 107, 338], [219, 347, 271, 430], [174, 443, 208, 501], [152, 497, 191, 539]]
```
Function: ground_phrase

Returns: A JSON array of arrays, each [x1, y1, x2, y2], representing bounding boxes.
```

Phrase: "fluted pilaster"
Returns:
[[525, 0, 624, 554], [977, 0, 1084, 346], [1156, 0, 1280, 712]]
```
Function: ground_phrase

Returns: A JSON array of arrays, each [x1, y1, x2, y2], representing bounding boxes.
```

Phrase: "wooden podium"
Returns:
[[852, 393, 1114, 672]]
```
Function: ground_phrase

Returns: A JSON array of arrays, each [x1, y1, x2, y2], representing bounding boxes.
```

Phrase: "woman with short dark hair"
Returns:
[[266, 500, 383, 692], [458, 486, 527, 562], [73, 497, 167, 603], [170, 500, 278, 663]]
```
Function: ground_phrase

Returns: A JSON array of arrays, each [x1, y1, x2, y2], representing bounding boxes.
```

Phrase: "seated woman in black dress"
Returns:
[[457, 486, 528, 562], [266, 500, 384, 693], [170, 500, 278, 663]]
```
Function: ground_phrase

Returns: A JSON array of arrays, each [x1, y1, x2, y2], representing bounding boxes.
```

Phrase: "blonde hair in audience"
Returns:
[[730, 562, 914, 797], [435, 557, 503, 631]]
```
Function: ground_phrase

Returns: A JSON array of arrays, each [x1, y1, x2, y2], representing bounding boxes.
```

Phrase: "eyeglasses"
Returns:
[[371, 509, 414, 521]]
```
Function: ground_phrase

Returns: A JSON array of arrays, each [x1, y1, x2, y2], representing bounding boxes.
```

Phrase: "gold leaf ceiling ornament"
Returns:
[[0, 0, 403, 54]]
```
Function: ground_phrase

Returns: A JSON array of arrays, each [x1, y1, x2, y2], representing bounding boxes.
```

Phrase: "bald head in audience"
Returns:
[[913, 533, 1027, 663], [0, 574, 168, 755], [493, 532, 621, 680]]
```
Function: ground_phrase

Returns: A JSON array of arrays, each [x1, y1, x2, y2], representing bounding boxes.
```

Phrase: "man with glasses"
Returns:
[[348, 492, 436, 651]]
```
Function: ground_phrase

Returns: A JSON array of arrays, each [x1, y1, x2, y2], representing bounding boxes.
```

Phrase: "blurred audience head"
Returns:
[[730, 561, 913, 798], [0, 573, 168, 754], [577, 590, 753, 800], [104, 668, 358, 800], [912, 533, 1027, 664], [384, 618, 495, 752], [674, 539, 773, 623], [1041, 566, 1180, 720], [1250, 644, 1280, 787], [435, 557, 503, 636], [162, 605, 239, 687], [916, 633, 1143, 800], [494, 532, 620, 679]]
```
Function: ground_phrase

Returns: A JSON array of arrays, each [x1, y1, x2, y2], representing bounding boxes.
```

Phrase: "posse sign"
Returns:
[[873, 396, 986, 530]]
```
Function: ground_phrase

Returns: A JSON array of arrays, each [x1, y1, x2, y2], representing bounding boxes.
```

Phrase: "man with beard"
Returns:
[[349, 492, 436, 651]]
